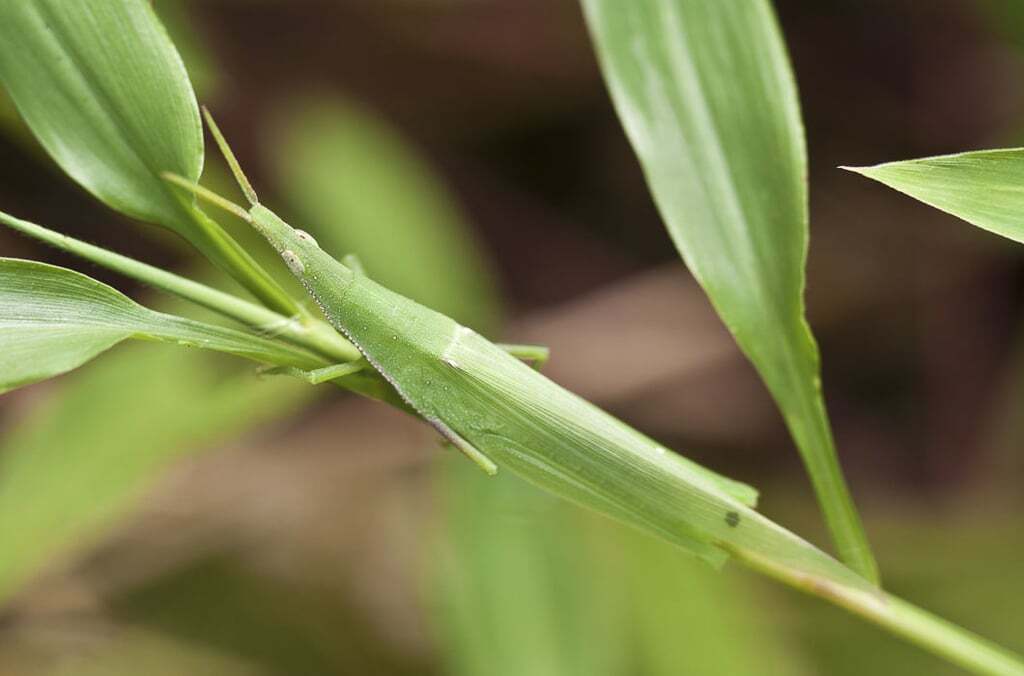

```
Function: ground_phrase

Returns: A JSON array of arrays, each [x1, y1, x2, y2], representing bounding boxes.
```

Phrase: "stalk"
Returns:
[[0, 210, 360, 364], [731, 546, 1024, 676]]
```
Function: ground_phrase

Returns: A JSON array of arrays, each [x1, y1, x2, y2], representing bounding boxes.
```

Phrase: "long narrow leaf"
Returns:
[[0, 258, 323, 394], [0, 0, 296, 314], [844, 149, 1024, 245], [580, 0, 877, 581], [0, 0, 199, 226]]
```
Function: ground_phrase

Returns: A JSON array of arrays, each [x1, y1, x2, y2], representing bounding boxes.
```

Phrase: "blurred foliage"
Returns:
[[113, 554, 422, 676], [269, 99, 499, 331], [0, 334, 311, 605], [435, 463, 626, 676]]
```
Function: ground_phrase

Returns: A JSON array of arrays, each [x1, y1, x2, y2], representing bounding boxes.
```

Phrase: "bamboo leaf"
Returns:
[[0, 0, 199, 226], [844, 149, 1024, 245], [580, 0, 878, 582], [0, 0, 297, 314], [0, 258, 323, 394]]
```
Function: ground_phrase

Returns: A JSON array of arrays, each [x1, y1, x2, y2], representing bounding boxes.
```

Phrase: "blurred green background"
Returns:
[[0, 1, 1022, 674]]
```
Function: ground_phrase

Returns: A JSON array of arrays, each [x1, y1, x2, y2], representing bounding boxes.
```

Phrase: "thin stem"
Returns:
[[0, 210, 360, 364], [732, 547, 1024, 676]]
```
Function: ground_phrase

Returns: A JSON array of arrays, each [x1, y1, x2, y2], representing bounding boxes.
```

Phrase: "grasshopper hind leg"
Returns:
[[429, 417, 498, 476], [498, 343, 550, 371]]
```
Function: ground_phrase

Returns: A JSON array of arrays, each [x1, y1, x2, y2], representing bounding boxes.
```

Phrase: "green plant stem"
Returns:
[[0, 211, 360, 364], [731, 546, 1024, 676]]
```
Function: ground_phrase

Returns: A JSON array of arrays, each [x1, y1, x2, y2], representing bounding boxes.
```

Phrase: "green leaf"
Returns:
[[0, 258, 323, 394], [0, 0, 199, 226], [580, 0, 878, 582], [844, 149, 1024, 245], [0, 0, 297, 314]]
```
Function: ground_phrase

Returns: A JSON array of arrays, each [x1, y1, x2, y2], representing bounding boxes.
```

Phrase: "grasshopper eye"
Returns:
[[294, 229, 318, 247], [282, 249, 305, 275]]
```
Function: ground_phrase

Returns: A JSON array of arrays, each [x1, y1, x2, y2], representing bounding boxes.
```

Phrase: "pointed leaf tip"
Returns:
[[841, 148, 1024, 245]]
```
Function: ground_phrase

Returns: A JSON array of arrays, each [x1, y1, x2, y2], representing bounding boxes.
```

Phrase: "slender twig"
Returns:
[[730, 546, 1024, 676]]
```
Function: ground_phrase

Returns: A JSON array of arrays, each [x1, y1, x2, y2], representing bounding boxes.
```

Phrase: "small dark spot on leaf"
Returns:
[[725, 511, 740, 528]]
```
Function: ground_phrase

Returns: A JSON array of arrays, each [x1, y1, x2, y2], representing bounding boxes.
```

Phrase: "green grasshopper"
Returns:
[[165, 112, 877, 594]]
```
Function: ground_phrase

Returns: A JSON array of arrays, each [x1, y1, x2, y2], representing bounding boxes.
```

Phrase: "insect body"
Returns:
[[170, 112, 879, 592], [240, 201, 872, 589], [250, 203, 745, 563]]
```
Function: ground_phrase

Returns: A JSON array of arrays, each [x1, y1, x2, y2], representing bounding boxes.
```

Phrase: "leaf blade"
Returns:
[[844, 148, 1024, 245], [0, 0, 298, 314], [0, 258, 323, 393], [0, 0, 200, 227], [580, 0, 877, 581]]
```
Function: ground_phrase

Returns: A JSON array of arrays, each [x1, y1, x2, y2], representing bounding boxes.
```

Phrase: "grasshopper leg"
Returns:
[[261, 360, 367, 384], [498, 343, 550, 371], [429, 417, 498, 476]]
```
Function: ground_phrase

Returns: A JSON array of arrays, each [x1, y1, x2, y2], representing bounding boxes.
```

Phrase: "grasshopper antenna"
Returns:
[[162, 171, 252, 223], [202, 105, 260, 207]]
